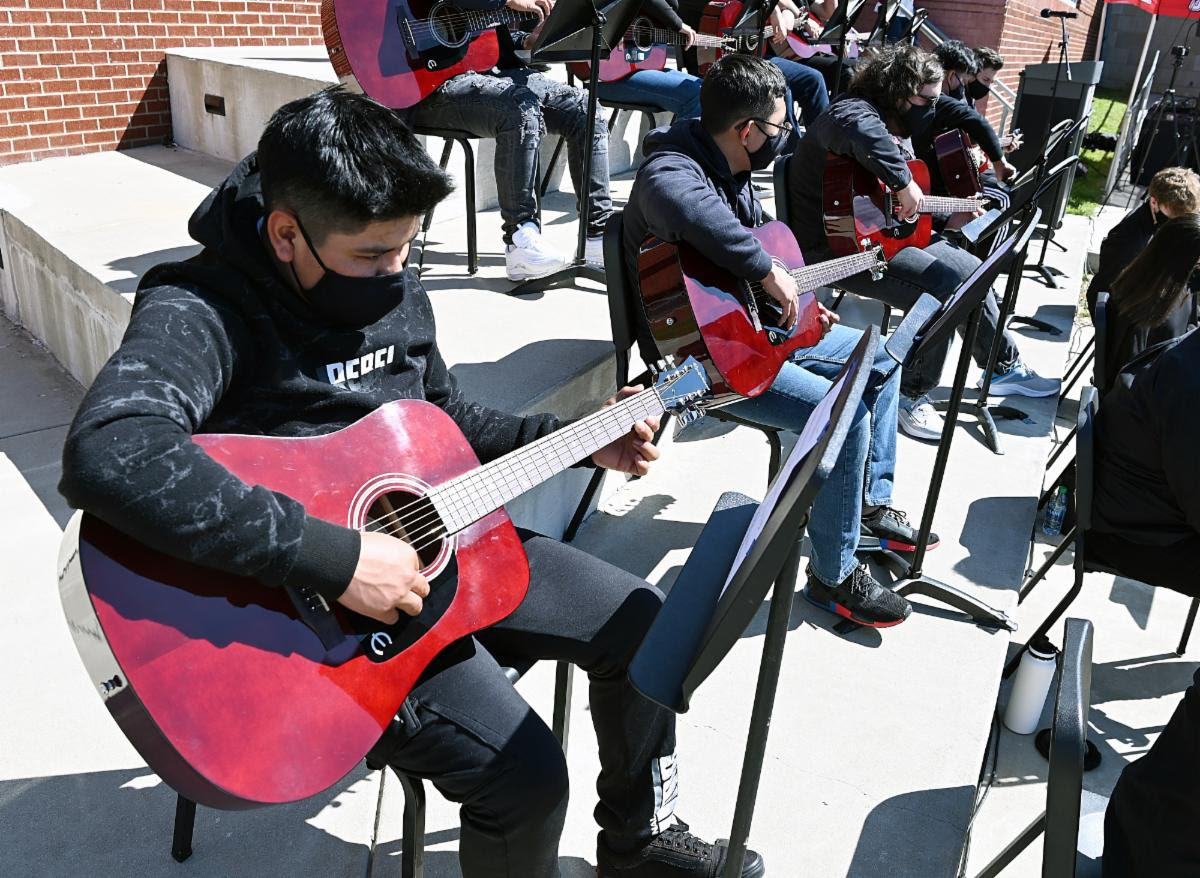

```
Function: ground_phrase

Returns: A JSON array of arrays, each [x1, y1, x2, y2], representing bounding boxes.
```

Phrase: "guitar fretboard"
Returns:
[[790, 249, 881, 290], [918, 195, 986, 214], [627, 24, 727, 49], [429, 388, 665, 535]]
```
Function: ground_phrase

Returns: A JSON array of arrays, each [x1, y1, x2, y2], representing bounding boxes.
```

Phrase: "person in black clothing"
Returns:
[[909, 90, 1016, 196], [971, 46, 1005, 109], [1087, 165, 1200, 313], [1090, 327, 1200, 598], [623, 54, 931, 629], [785, 45, 1058, 442], [1095, 214, 1200, 392], [58, 86, 765, 878], [935, 40, 976, 104]]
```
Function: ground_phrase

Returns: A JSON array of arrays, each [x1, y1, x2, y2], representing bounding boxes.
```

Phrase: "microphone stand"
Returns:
[[1027, 13, 1071, 288]]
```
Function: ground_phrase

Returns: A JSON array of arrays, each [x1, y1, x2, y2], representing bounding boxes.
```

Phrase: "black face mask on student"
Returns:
[[288, 217, 412, 328], [968, 80, 991, 101], [898, 101, 936, 140], [744, 123, 788, 172]]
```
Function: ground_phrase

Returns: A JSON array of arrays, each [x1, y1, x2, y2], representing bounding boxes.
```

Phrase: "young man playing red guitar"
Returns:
[[59, 87, 764, 878], [785, 44, 1058, 442], [624, 54, 934, 629]]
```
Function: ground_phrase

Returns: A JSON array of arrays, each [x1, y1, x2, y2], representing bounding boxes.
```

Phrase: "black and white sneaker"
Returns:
[[803, 563, 912, 628], [597, 820, 765, 878], [862, 506, 939, 553]]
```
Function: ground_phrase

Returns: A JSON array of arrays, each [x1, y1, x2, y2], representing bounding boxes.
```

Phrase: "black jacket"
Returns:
[[912, 96, 1004, 196], [1088, 202, 1156, 310], [1093, 328, 1200, 546], [622, 119, 773, 360], [59, 153, 561, 602], [786, 96, 913, 254]]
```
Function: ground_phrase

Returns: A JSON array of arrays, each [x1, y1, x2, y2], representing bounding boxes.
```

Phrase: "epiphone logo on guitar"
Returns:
[[369, 631, 394, 657]]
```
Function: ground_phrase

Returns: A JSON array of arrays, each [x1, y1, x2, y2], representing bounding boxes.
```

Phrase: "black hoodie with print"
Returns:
[[59, 153, 561, 602]]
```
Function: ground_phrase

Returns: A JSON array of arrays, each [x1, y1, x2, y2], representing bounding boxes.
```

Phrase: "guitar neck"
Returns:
[[430, 389, 664, 534], [458, 7, 540, 33], [919, 195, 984, 214], [631, 25, 727, 48], [790, 249, 879, 291]]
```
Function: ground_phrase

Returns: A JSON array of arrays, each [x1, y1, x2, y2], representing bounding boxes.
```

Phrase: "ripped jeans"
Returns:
[[406, 68, 613, 244]]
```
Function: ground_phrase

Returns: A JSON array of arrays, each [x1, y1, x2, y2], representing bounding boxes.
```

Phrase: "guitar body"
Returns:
[[637, 221, 822, 398], [58, 399, 529, 808], [823, 156, 933, 259], [698, 1, 757, 75], [322, 0, 503, 109], [569, 17, 671, 81], [934, 129, 986, 198]]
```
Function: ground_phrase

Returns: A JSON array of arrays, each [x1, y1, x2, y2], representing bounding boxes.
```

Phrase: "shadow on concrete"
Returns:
[[1107, 576, 1156, 631], [0, 766, 376, 876], [449, 338, 612, 416], [107, 245, 204, 293], [1010, 303, 1078, 337], [120, 144, 235, 190], [954, 495, 1037, 590], [371, 849, 595, 877], [846, 785, 975, 877]]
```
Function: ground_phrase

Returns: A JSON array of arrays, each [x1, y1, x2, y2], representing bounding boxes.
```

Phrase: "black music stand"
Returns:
[[508, 0, 643, 295], [1024, 112, 1089, 290], [851, 218, 1043, 631], [820, 0, 871, 97], [629, 328, 878, 878]]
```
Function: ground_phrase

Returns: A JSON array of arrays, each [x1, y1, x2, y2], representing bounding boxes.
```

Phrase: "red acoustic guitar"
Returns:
[[933, 129, 989, 199], [321, 0, 539, 109], [696, 0, 779, 75], [58, 362, 709, 809], [636, 220, 886, 398], [569, 17, 731, 82], [823, 156, 987, 259]]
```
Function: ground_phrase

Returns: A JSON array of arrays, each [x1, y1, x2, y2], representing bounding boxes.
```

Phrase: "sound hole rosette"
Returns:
[[349, 473, 456, 580], [428, 0, 469, 48], [629, 17, 656, 52]]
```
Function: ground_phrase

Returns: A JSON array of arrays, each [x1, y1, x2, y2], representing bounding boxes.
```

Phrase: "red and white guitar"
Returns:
[[569, 16, 733, 82], [322, 0, 541, 109], [58, 360, 709, 809]]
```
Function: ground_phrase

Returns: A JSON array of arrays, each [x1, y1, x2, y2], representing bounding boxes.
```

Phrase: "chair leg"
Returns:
[[417, 139, 455, 274], [1177, 596, 1200, 657], [766, 429, 783, 483], [172, 795, 196, 863], [1019, 525, 1076, 603], [1004, 562, 1085, 679], [552, 661, 573, 750], [879, 303, 892, 336], [830, 289, 847, 311], [459, 138, 478, 276], [396, 769, 427, 878], [564, 467, 606, 543]]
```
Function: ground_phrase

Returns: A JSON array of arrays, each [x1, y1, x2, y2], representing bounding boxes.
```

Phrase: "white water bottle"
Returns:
[[1003, 637, 1058, 735]]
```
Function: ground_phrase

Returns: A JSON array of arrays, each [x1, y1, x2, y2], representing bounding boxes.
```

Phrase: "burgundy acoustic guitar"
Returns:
[[321, 0, 539, 109], [58, 362, 709, 809], [933, 128, 989, 199], [569, 17, 732, 82], [696, 0, 778, 75], [636, 220, 886, 399], [823, 156, 987, 259]]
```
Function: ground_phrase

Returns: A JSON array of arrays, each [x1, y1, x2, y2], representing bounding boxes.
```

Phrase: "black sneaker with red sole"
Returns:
[[803, 563, 912, 628], [862, 506, 939, 553]]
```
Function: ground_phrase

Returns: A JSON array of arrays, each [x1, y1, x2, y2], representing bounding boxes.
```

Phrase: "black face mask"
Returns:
[[745, 124, 788, 171], [289, 217, 412, 328], [1152, 207, 1168, 226], [967, 80, 991, 101], [897, 101, 936, 140]]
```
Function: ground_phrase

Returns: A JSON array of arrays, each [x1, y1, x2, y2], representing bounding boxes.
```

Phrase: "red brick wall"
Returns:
[[0, 1, 323, 167]]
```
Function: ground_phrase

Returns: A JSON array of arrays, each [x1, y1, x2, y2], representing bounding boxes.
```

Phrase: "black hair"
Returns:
[[1111, 214, 1200, 329], [935, 40, 979, 76], [257, 86, 454, 244], [849, 45, 943, 111], [700, 54, 788, 135], [974, 46, 1004, 72]]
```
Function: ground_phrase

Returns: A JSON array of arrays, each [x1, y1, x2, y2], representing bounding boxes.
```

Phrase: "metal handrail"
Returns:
[[916, 13, 1015, 133]]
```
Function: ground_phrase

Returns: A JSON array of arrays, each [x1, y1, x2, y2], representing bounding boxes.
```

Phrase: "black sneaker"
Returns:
[[597, 820, 765, 878], [862, 506, 939, 553], [803, 563, 912, 628]]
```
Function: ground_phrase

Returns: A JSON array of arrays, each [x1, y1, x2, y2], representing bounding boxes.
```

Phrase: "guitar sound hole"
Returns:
[[629, 18, 654, 51], [364, 490, 445, 569], [429, 4, 469, 47]]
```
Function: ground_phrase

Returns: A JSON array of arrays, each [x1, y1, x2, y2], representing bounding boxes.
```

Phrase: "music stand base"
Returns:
[[895, 573, 1016, 630], [508, 260, 605, 296], [1008, 315, 1063, 335], [930, 399, 1028, 455], [1027, 264, 1062, 289]]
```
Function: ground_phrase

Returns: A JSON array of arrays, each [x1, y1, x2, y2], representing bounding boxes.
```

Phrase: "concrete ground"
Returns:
[[0, 137, 1192, 878]]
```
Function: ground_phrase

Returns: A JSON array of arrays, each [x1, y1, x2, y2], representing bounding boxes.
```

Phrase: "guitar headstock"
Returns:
[[867, 244, 888, 281], [652, 356, 711, 430]]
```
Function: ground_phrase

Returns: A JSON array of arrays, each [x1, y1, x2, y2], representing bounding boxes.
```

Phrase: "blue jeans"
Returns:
[[722, 324, 900, 585], [768, 55, 829, 149], [596, 69, 703, 120]]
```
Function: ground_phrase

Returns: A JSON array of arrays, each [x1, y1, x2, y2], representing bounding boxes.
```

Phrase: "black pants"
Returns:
[[1088, 532, 1200, 598], [366, 530, 676, 878], [1104, 668, 1200, 877]]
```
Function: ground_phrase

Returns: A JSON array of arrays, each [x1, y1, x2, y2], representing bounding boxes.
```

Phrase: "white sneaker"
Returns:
[[897, 394, 944, 442], [505, 222, 571, 281], [585, 235, 604, 267]]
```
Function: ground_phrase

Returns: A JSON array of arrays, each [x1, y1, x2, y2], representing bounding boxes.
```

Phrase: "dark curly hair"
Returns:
[[974, 46, 1004, 72], [849, 45, 943, 111], [935, 40, 979, 76]]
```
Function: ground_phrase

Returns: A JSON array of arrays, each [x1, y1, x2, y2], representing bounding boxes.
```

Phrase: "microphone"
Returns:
[[1041, 8, 1079, 17]]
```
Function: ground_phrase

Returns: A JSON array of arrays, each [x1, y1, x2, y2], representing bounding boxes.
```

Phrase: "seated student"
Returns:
[[595, 0, 703, 120], [58, 87, 764, 878], [404, 0, 612, 282], [767, 0, 857, 98], [624, 54, 934, 628], [1104, 666, 1200, 878], [935, 40, 976, 104], [1088, 165, 1200, 313], [970, 46, 1005, 109], [1091, 326, 1200, 599], [761, 0, 832, 144], [785, 44, 1058, 441], [1096, 214, 1200, 392]]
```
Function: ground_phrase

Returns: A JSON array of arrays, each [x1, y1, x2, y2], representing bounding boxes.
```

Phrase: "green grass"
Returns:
[[1067, 87, 1129, 217]]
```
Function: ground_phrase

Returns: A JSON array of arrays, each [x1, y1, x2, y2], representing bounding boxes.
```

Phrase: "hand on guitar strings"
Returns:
[[761, 263, 801, 329], [895, 179, 924, 222], [591, 385, 662, 477], [339, 531, 432, 624], [679, 23, 697, 50], [508, 0, 552, 25]]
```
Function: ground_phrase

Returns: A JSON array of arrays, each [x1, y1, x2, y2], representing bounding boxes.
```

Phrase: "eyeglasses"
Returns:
[[741, 118, 795, 138], [908, 93, 938, 108]]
